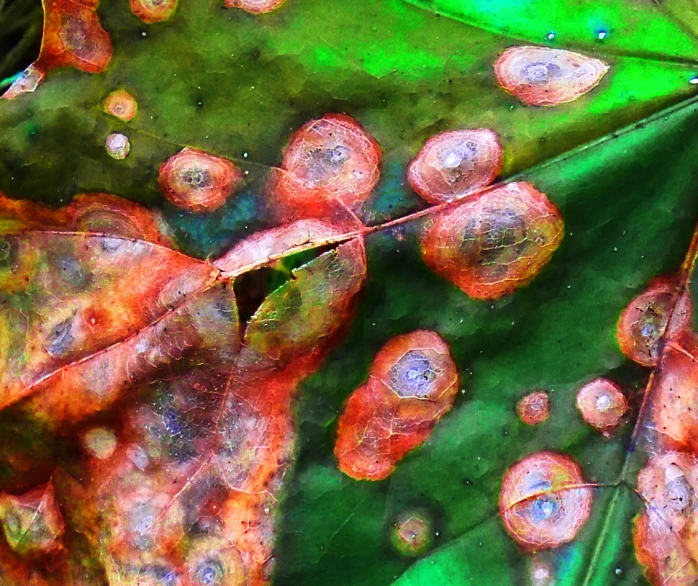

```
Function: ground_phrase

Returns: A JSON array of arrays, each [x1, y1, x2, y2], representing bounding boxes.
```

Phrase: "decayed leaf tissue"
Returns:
[[1, 0, 698, 584]]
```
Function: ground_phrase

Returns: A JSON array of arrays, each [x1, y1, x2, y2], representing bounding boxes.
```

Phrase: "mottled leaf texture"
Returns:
[[2, 0, 698, 585]]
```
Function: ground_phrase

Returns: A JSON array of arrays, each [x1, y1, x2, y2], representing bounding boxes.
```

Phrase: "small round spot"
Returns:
[[390, 511, 433, 557], [499, 451, 593, 551], [407, 129, 502, 204], [224, 0, 286, 13], [103, 89, 138, 121], [616, 276, 691, 367], [105, 133, 131, 160], [130, 0, 178, 23], [494, 46, 609, 106], [81, 426, 118, 459], [158, 148, 243, 213], [576, 378, 627, 434], [420, 182, 564, 299], [516, 391, 550, 426]]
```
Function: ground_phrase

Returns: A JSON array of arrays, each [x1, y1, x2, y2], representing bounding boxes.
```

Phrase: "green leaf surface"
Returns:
[[1, 0, 698, 585]]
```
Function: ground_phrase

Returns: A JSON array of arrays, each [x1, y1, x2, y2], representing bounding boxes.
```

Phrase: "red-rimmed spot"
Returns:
[[390, 511, 433, 557], [575, 378, 627, 435], [41, 0, 112, 74], [617, 276, 692, 367], [103, 90, 138, 122], [407, 129, 502, 204], [130, 0, 178, 23], [272, 114, 381, 218], [224, 0, 287, 13], [420, 181, 564, 299], [516, 391, 550, 426], [494, 46, 609, 107], [158, 148, 244, 213], [499, 451, 592, 551]]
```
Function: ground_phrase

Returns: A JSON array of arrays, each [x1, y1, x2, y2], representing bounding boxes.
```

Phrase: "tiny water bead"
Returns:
[[130, 0, 178, 23], [225, 0, 287, 13], [103, 90, 138, 121], [616, 276, 691, 367], [407, 129, 502, 204], [105, 133, 131, 160], [420, 181, 564, 299], [494, 46, 609, 106], [273, 113, 381, 216], [517, 391, 550, 426], [334, 330, 459, 480], [575, 378, 627, 435], [499, 451, 592, 551], [390, 511, 433, 557], [158, 147, 244, 212]]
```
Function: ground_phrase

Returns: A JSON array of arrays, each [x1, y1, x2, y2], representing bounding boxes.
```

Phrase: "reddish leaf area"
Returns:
[[334, 330, 459, 481], [0, 183, 368, 584], [130, 0, 179, 23], [158, 148, 244, 213], [644, 331, 698, 455], [499, 451, 593, 552], [407, 129, 502, 204], [634, 452, 698, 585], [419, 181, 564, 300], [575, 378, 627, 436], [494, 46, 609, 107], [516, 390, 550, 426], [617, 275, 692, 367], [270, 114, 382, 221]]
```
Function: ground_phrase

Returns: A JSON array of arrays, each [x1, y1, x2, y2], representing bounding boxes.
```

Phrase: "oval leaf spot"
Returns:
[[272, 113, 381, 216], [43, 0, 112, 74], [420, 181, 564, 300], [0, 482, 64, 558], [224, 0, 287, 13], [499, 451, 593, 551], [407, 129, 502, 204], [130, 0, 179, 23], [103, 90, 138, 121], [516, 391, 550, 426], [494, 46, 609, 107], [617, 276, 692, 367], [634, 452, 698, 585], [575, 378, 627, 435], [334, 330, 458, 481], [158, 148, 244, 213], [390, 510, 433, 558]]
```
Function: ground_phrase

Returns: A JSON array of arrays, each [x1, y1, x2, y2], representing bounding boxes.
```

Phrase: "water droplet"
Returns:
[[105, 133, 131, 160]]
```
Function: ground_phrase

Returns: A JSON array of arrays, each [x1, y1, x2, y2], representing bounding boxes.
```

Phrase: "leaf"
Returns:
[[2, 0, 698, 585]]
